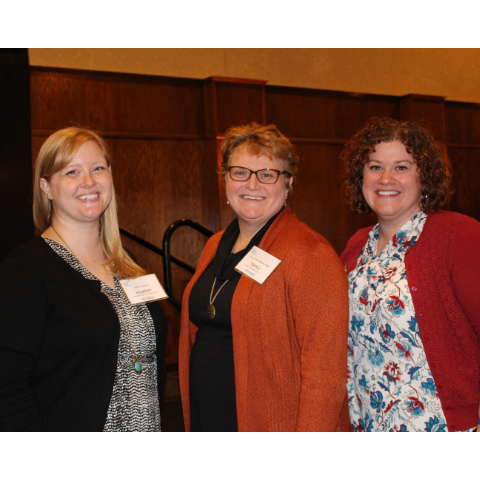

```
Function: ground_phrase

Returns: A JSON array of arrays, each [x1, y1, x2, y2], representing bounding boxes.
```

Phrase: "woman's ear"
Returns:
[[40, 178, 53, 200]]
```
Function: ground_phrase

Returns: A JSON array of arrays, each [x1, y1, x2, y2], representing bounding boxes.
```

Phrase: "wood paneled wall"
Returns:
[[444, 101, 480, 221], [30, 67, 480, 364]]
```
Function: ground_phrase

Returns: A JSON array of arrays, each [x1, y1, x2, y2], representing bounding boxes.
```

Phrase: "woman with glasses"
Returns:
[[179, 123, 351, 431]]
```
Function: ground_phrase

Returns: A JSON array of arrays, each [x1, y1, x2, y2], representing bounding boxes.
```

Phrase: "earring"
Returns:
[[226, 201, 230, 205], [284, 199, 287, 207]]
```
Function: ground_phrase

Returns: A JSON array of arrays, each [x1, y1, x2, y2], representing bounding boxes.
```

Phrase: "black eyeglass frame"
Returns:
[[227, 166, 292, 184]]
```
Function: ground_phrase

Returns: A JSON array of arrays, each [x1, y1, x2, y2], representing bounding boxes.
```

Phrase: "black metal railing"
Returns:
[[119, 220, 214, 310], [162, 220, 214, 310]]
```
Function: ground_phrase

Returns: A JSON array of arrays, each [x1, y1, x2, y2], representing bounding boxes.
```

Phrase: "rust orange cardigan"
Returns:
[[179, 207, 352, 431]]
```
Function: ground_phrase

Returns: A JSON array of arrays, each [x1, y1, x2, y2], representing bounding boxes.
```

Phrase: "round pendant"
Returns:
[[206, 304, 216, 319]]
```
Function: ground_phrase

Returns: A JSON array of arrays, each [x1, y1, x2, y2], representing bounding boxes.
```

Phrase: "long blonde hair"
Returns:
[[33, 127, 145, 278]]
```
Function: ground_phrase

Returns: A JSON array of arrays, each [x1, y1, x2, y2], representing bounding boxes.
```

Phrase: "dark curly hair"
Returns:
[[341, 117, 452, 214]]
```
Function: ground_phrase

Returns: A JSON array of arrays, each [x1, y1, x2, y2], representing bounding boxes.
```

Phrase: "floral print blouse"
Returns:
[[347, 211, 451, 432]]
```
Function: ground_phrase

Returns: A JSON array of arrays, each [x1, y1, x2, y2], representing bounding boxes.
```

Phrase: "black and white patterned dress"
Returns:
[[44, 239, 161, 432]]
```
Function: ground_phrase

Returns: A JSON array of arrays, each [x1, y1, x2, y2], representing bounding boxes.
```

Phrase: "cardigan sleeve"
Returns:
[[451, 216, 480, 342], [0, 253, 47, 431], [289, 240, 350, 431]]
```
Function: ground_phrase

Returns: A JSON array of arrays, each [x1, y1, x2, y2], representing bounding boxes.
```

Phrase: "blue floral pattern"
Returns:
[[347, 211, 450, 432]]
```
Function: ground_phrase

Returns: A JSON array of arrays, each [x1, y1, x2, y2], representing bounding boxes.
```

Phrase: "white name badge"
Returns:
[[119, 274, 168, 305], [235, 246, 281, 284]]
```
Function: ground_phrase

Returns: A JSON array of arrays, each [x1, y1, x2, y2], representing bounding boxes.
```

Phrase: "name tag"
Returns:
[[235, 246, 281, 284], [119, 274, 168, 305]]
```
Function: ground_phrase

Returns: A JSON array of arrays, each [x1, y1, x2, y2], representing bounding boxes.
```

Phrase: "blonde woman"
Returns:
[[0, 128, 167, 431]]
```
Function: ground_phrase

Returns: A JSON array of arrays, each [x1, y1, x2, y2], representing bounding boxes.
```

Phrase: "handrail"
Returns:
[[162, 220, 214, 310], [119, 227, 194, 273], [119, 222, 214, 311]]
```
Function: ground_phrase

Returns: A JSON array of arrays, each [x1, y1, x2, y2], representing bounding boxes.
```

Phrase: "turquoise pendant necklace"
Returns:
[[100, 280, 143, 375], [132, 355, 142, 373], [51, 225, 142, 375]]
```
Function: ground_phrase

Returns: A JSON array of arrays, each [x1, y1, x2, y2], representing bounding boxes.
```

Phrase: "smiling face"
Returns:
[[362, 141, 422, 229], [225, 151, 292, 231], [40, 140, 113, 228]]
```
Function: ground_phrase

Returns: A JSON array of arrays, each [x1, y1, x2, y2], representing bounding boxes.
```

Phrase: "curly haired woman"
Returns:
[[340, 117, 480, 432]]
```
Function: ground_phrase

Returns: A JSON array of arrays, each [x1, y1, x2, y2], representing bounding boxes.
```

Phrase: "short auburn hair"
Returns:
[[341, 117, 452, 214], [220, 122, 299, 196]]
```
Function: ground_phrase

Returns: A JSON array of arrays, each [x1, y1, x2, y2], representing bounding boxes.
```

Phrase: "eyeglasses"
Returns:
[[227, 166, 291, 184]]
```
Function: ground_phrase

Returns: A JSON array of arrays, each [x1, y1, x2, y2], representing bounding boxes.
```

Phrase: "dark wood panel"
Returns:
[[111, 138, 210, 278], [445, 101, 480, 145], [111, 139, 207, 244], [289, 142, 376, 255], [400, 94, 446, 141], [30, 67, 205, 136], [266, 86, 399, 140], [215, 82, 265, 132], [32, 134, 47, 166], [203, 139, 222, 232], [448, 147, 480, 222]]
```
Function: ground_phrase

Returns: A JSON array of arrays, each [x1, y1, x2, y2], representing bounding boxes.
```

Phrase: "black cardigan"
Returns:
[[0, 236, 167, 431]]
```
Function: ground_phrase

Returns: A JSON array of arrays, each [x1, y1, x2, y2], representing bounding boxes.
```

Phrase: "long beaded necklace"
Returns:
[[51, 226, 143, 374]]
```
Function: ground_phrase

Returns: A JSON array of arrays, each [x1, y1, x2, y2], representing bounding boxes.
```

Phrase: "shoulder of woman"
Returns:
[[425, 210, 480, 235], [1, 236, 48, 269], [278, 221, 345, 272], [204, 230, 224, 249], [195, 230, 224, 265], [278, 225, 348, 291], [0, 237, 49, 304], [343, 226, 371, 250], [338, 226, 372, 266], [277, 219, 335, 256]]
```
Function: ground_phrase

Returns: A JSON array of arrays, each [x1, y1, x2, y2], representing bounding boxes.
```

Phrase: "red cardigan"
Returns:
[[340, 210, 480, 431], [179, 207, 352, 431]]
